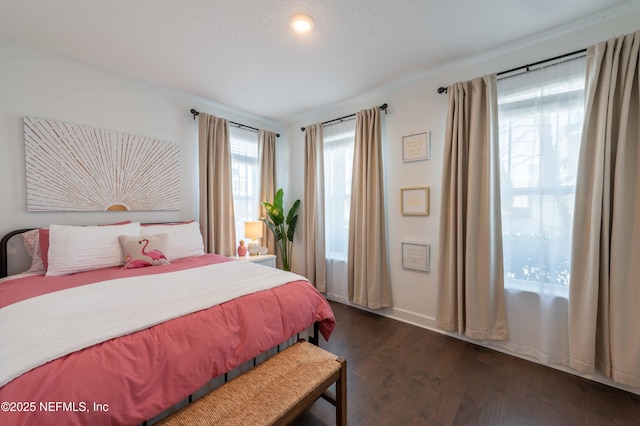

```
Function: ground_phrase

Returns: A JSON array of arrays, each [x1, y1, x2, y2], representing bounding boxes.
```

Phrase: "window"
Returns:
[[497, 56, 586, 287], [323, 121, 356, 261], [229, 126, 259, 242]]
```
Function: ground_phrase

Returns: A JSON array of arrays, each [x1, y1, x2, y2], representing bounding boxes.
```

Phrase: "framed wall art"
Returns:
[[401, 187, 429, 216], [402, 131, 430, 162], [24, 116, 180, 212], [402, 241, 430, 272]]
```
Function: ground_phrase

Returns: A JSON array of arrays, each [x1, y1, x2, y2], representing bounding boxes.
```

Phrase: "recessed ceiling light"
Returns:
[[290, 14, 313, 33]]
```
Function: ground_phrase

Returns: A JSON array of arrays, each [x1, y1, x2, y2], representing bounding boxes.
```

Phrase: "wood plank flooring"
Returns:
[[292, 301, 640, 426]]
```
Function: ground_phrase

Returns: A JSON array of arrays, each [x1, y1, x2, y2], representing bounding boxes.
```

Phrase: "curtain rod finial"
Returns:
[[437, 87, 447, 94]]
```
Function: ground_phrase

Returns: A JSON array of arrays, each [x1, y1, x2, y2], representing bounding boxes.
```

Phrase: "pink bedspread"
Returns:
[[0, 254, 335, 426]]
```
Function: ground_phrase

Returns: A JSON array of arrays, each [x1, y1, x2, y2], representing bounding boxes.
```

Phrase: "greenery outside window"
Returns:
[[497, 56, 586, 288]]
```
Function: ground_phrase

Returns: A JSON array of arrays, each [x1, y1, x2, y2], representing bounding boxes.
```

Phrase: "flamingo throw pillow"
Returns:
[[119, 234, 171, 269]]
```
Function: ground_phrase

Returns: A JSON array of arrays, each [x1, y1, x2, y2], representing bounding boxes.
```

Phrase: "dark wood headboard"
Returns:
[[0, 228, 35, 278]]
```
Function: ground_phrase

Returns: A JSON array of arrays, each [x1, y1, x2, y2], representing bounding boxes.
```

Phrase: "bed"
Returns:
[[0, 221, 335, 426]]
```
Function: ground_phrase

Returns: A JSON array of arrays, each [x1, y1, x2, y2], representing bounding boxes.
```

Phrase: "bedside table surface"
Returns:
[[232, 254, 276, 262], [231, 254, 277, 268]]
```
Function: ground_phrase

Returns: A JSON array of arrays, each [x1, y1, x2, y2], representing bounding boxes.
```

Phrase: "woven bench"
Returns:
[[156, 340, 347, 426]]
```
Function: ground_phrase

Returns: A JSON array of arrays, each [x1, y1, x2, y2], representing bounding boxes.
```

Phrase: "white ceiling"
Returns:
[[0, 1, 636, 122]]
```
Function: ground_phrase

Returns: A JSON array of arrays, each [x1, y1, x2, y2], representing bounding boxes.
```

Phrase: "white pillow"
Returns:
[[46, 222, 141, 276], [22, 229, 45, 274], [140, 221, 204, 261]]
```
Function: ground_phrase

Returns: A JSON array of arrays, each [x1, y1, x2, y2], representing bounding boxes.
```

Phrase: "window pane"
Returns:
[[230, 126, 259, 243], [498, 57, 585, 287], [323, 121, 356, 261]]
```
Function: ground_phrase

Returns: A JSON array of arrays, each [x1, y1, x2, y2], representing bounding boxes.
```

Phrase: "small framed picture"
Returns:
[[402, 131, 430, 162], [401, 187, 429, 216], [402, 242, 430, 272]]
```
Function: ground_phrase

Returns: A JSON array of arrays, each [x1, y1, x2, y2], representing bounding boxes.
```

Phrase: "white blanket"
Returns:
[[0, 261, 308, 387]]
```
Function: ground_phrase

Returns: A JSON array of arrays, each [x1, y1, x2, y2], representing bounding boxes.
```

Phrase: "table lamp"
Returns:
[[244, 221, 263, 256]]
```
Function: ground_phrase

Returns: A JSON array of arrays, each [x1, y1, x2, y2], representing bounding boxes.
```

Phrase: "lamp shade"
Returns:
[[244, 221, 263, 239]]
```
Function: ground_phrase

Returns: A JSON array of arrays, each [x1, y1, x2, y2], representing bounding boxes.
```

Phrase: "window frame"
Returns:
[[229, 126, 260, 244], [497, 57, 586, 290], [323, 122, 356, 261]]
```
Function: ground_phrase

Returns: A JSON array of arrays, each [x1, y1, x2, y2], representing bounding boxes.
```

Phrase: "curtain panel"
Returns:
[[258, 129, 277, 255], [436, 75, 508, 340], [198, 113, 236, 256], [569, 30, 640, 387], [303, 124, 327, 291], [347, 107, 391, 309], [323, 120, 356, 302], [490, 56, 586, 365]]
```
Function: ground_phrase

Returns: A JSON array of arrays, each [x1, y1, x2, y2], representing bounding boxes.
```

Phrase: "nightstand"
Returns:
[[233, 254, 276, 268]]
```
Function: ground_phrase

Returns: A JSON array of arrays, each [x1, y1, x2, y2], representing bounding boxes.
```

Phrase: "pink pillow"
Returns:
[[119, 234, 170, 269], [39, 221, 132, 270], [140, 220, 195, 227], [38, 228, 50, 270], [22, 229, 45, 274]]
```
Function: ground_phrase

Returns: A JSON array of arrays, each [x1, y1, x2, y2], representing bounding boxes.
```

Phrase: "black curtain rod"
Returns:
[[300, 103, 388, 132], [190, 109, 280, 138], [436, 48, 587, 94]]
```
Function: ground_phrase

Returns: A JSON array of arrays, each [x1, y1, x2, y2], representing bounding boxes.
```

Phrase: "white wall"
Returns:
[[0, 38, 286, 274], [2, 2, 639, 391], [285, 6, 640, 390]]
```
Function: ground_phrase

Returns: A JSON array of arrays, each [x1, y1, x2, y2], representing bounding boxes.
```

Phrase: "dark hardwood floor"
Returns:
[[292, 301, 640, 426]]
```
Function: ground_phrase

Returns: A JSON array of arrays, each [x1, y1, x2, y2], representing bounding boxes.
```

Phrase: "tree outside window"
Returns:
[[497, 57, 586, 287]]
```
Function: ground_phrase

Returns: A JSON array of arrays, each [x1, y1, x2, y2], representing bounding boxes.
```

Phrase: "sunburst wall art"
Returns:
[[24, 116, 181, 211]]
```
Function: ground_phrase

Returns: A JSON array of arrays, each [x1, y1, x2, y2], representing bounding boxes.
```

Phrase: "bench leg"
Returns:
[[336, 357, 347, 426], [309, 322, 320, 346]]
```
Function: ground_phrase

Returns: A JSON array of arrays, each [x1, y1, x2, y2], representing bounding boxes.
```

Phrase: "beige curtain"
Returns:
[[436, 75, 508, 340], [303, 124, 327, 291], [569, 30, 640, 387], [348, 107, 391, 309], [198, 112, 236, 256], [258, 129, 277, 255]]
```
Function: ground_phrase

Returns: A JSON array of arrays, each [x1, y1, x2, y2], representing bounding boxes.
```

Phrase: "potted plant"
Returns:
[[262, 188, 300, 271]]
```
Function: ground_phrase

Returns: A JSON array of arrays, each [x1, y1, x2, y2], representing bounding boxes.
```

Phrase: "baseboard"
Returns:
[[325, 294, 438, 329], [325, 292, 349, 304]]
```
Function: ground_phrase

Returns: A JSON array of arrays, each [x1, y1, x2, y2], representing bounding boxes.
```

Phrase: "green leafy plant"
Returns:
[[262, 188, 300, 271]]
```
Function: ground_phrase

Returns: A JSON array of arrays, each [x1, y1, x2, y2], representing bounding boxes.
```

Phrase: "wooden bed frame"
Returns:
[[0, 228, 34, 278]]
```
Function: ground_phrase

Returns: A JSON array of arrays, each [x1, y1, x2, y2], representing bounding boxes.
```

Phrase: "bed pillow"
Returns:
[[46, 222, 141, 276], [22, 229, 45, 274], [119, 234, 170, 269], [39, 221, 132, 270], [140, 221, 204, 261]]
